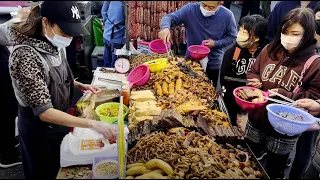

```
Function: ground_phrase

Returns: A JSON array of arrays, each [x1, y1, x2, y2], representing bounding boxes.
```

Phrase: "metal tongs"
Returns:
[[264, 90, 297, 107], [97, 77, 125, 85], [164, 43, 173, 57]]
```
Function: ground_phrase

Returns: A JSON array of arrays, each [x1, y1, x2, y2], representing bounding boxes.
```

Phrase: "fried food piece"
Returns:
[[175, 78, 182, 91], [127, 163, 146, 169], [126, 166, 151, 176], [242, 88, 258, 101], [253, 89, 264, 102], [125, 176, 135, 179], [155, 82, 163, 96], [136, 170, 166, 179], [169, 82, 175, 94], [162, 82, 169, 95], [145, 159, 174, 176]]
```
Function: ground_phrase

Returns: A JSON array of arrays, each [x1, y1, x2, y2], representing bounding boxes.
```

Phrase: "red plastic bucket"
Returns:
[[188, 42, 210, 60], [233, 86, 269, 111], [148, 39, 171, 54], [127, 64, 150, 88]]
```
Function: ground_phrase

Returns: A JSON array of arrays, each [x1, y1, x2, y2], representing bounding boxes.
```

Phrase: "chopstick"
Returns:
[[268, 90, 295, 103], [164, 43, 170, 57], [98, 77, 124, 85], [264, 97, 297, 107]]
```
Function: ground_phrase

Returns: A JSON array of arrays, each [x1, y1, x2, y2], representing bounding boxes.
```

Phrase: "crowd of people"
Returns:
[[159, 1, 320, 179], [1, 1, 320, 179]]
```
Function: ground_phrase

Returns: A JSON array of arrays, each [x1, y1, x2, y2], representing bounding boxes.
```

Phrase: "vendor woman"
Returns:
[[8, 2, 116, 178], [159, 1, 237, 87]]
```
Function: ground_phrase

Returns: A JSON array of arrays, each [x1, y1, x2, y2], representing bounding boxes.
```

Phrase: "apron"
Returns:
[[13, 45, 74, 179], [105, 1, 125, 40]]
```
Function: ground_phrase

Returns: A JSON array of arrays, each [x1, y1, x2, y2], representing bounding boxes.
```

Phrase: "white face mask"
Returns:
[[44, 26, 72, 48], [280, 33, 302, 51], [200, 5, 218, 17]]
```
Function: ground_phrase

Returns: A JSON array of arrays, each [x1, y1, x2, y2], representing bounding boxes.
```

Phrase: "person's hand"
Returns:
[[88, 120, 117, 141], [307, 122, 320, 131], [247, 78, 262, 88], [158, 28, 171, 44], [16, 7, 31, 20], [77, 83, 101, 94], [203, 39, 215, 48], [296, 99, 320, 116]]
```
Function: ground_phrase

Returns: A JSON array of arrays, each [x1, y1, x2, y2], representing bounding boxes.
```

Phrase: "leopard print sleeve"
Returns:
[[10, 46, 53, 116]]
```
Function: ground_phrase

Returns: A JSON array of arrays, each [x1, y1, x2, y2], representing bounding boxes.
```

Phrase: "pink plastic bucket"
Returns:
[[127, 64, 150, 88], [148, 39, 171, 54], [188, 42, 210, 60], [233, 86, 269, 111]]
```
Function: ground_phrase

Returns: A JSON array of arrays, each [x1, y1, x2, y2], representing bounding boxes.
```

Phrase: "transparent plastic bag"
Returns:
[[75, 92, 98, 119]]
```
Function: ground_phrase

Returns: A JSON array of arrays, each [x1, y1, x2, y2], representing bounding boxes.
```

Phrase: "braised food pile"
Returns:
[[128, 130, 262, 179], [128, 55, 243, 143], [237, 88, 264, 103]]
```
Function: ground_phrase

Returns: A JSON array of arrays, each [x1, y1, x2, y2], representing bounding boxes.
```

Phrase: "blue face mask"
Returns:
[[44, 25, 72, 48]]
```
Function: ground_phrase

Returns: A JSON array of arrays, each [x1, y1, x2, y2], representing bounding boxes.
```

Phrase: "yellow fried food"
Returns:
[[175, 78, 182, 91], [251, 98, 259, 103], [125, 176, 135, 179], [168, 82, 175, 94], [253, 89, 264, 102], [135, 169, 166, 179], [126, 166, 151, 176], [126, 163, 146, 170], [155, 82, 163, 96], [162, 82, 169, 95], [145, 159, 173, 176]]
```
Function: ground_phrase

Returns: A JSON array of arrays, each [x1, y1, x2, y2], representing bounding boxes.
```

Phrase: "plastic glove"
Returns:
[[88, 120, 117, 141]]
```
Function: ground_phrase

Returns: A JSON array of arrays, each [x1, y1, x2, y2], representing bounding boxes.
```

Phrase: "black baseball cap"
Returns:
[[40, 1, 89, 36]]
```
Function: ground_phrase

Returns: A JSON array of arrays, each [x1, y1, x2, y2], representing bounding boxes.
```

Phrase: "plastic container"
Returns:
[[93, 17, 104, 46], [148, 39, 171, 54], [188, 42, 210, 60], [92, 156, 119, 179], [95, 103, 129, 123], [233, 86, 268, 111], [143, 58, 167, 72], [120, 82, 130, 106], [266, 104, 319, 136], [91, 46, 105, 70], [127, 64, 150, 88]]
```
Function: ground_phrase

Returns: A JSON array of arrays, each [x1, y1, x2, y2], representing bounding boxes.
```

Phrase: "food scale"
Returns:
[[113, 1, 138, 74]]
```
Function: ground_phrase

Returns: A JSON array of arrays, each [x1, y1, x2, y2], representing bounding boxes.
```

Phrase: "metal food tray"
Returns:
[[232, 140, 270, 179], [216, 97, 269, 179], [217, 95, 231, 123]]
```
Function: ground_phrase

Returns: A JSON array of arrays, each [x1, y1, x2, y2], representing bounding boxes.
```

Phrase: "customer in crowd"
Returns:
[[315, 2, 320, 45], [220, 14, 268, 125], [297, 98, 320, 179], [159, 1, 237, 87], [288, 3, 320, 179], [266, 1, 318, 41], [0, 7, 30, 168], [101, 1, 125, 68], [9, 2, 116, 178], [245, 8, 320, 179], [239, 1, 261, 19]]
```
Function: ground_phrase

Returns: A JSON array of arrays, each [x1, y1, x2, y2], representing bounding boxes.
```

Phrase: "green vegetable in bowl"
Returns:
[[98, 105, 126, 117]]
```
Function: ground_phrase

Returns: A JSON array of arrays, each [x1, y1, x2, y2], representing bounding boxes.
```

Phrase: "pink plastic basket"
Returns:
[[148, 39, 171, 54], [188, 42, 210, 60], [233, 86, 269, 111], [127, 64, 150, 88]]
